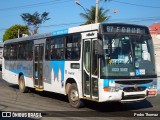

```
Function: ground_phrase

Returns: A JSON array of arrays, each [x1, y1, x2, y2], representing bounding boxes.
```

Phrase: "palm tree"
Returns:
[[80, 6, 110, 25]]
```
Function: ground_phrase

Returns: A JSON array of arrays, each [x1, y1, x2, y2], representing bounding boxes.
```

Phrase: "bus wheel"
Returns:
[[19, 75, 28, 93], [68, 83, 84, 108]]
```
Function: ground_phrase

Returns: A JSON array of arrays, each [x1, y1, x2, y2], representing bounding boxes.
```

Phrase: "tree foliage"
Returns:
[[80, 6, 110, 25], [3, 24, 29, 41], [21, 11, 50, 35]]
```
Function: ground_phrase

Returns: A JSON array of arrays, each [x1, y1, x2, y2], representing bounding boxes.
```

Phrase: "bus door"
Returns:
[[83, 39, 99, 99], [33, 41, 44, 90]]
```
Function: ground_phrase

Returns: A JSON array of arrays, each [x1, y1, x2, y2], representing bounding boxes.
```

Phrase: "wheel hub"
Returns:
[[70, 89, 79, 102]]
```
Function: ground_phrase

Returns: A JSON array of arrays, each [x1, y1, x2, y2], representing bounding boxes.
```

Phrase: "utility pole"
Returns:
[[18, 29, 20, 38], [95, 0, 99, 23]]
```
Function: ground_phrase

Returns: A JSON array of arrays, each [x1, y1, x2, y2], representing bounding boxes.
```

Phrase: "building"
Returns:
[[149, 23, 160, 93], [149, 23, 160, 76]]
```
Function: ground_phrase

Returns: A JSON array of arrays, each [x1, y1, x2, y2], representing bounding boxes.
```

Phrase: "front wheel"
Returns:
[[68, 83, 84, 108], [19, 75, 28, 93]]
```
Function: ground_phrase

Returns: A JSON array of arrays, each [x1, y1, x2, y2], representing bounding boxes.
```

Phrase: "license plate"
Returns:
[[148, 90, 156, 95]]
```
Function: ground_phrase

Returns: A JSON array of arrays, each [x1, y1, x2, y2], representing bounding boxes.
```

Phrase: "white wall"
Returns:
[[151, 34, 160, 76]]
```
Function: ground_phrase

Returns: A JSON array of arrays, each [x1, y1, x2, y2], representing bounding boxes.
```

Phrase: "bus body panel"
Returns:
[[68, 23, 99, 34], [43, 61, 65, 93], [2, 60, 33, 87], [64, 60, 83, 97]]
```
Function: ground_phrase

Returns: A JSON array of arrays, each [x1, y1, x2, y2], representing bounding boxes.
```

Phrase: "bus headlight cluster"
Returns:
[[148, 85, 157, 89], [109, 87, 120, 92]]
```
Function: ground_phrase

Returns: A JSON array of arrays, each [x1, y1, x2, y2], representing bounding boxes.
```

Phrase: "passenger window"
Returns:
[[27, 41, 33, 60], [45, 39, 51, 60], [65, 34, 81, 60], [3, 44, 10, 60], [50, 37, 64, 60], [10, 44, 17, 60]]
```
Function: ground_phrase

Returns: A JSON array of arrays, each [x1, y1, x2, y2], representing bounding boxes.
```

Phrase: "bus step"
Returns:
[[35, 88, 44, 91]]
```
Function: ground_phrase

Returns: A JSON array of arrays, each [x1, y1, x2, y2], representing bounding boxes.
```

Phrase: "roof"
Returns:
[[4, 23, 100, 44], [149, 23, 160, 34]]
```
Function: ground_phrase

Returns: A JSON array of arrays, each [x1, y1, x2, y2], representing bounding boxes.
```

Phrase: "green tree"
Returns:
[[21, 11, 50, 35], [3, 24, 29, 41], [80, 6, 110, 25]]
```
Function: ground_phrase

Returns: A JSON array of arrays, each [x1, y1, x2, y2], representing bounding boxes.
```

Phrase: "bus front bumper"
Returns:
[[99, 90, 156, 102]]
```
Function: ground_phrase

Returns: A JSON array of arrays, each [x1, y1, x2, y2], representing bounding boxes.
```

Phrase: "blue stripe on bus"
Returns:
[[103, 79, 115, 87], [103, 79, 154, 89], [103, 79, 109, 87], [10, 69, 26, 77], [52, 29, 68, 36], [140, 84, 151, 88]]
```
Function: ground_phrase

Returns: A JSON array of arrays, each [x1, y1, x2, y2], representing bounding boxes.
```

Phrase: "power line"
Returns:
[[41, 16, 160, 26], [0, 16, 160, 31], [109, 16, 160, 21], [0, 0, 72, 12], [41, 22, 82, 28], [108, 18, 160, 23], [0, 22, 83, 31], [41, 17, 160, 28], [112, 0, 160, 9]]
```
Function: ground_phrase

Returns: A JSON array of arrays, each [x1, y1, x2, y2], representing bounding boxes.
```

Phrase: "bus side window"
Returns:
[[27, 41, 33, 60], [4, 44, 10, 60], [10, 44, 17, 60], [50, 37, 64, 60], [65, 34, 81, 60], [18, 42, 26, 60], [45, 39, 51, 60]]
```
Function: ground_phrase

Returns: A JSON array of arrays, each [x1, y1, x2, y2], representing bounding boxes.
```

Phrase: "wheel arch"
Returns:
[[65, 78, 77, 95], [18, 72, 24, 83], [18, 72, 28, 93]]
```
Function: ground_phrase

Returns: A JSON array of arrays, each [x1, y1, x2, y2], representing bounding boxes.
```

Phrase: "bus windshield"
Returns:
[[100, 34, 156, 78]]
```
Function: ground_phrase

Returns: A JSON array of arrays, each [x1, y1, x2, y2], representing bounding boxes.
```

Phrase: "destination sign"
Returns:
[[102, 24, 149, 34]]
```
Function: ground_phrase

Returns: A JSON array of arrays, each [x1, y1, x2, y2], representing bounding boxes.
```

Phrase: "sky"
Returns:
[[0, 0, 160, 43]]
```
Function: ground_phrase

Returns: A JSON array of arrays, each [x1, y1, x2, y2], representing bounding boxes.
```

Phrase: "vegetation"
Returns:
[[21, 11, 50, 35], [80, 6, 110, 25], [3, 24, 29, 41]]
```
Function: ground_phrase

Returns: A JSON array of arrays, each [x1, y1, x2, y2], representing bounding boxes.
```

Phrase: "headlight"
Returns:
[[109, 87, 120, 92], [148, 85, 157, 89]]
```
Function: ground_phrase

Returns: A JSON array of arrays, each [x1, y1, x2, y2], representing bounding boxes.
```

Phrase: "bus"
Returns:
[[2, 23, 157, 108]]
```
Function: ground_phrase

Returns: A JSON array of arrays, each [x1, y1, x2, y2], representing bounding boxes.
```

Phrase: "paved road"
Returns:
[[0, 77, 160, 120]]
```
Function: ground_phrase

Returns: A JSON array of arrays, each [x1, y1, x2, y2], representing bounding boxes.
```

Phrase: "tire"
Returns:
[[68, 83, 84, 108], [19, 75, 28, 93]]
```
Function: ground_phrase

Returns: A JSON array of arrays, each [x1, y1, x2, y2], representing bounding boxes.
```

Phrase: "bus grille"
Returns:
[[115, 80, 152, 85], [123, 87, 146, 92], [122, 94, 145, 100]]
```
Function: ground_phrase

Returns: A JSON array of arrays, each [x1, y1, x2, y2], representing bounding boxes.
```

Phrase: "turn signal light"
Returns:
[[104, 87, 109, 92]]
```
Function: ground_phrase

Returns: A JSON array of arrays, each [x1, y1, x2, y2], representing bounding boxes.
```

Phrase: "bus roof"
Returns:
[[4, 23, 148, 44], [4, 23, 100, 44]]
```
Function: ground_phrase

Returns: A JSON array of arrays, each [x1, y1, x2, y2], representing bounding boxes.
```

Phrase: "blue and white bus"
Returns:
[[2, 23, 157, 108]]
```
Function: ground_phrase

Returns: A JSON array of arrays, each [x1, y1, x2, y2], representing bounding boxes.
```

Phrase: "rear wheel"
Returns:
[[19, 75, 28, 93], [68, 83, 84, 108]]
